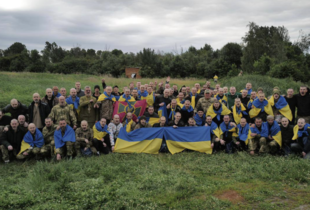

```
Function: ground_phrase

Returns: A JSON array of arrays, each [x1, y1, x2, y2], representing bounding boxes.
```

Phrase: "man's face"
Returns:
[[125, 90, 130, 97], [11, 101, 18, 109], [223, 87, 228, 93], [45, 119, 52, 127], [242, 91, 248, 97], [171, 100, 177, 107], [114, 87, 119, 94], [300, 87, 307, 96], [206, 81, 210, 87], [206, 117, 212, 125], [129, 83, 134, 88], [298, 119, 305, 129], [287, 89, 294, 97], [169, 89, 174, 96], [18, 116, 25, 125], [147, 87, 152, 94], [59, 120, 67, 129], [198, 111, 204, 117], [246, 83, 252, 90], [178, 93, 184, 100], [203, 85, 207, 90], [230, 88, 236, 95], [85, 88, 91, 96], [148, 107, 154, 115], [140, 86, 145, 92], [137, 82, 141, 87], [215, 84, 220, 90], [94, 88, 99, 93], [255, 119, 262, 127], [223, 116, 230, 124], [11, 121, 18, 130], [175, 113, 181, 121], [106, 87, 112, 95], [235, 99, 241, 107], [186, 87, 190, 92], [258, 94, 265, 102], [195, 84, 200, 90], [181, 87, 186, 94], [140, 119, 146, 126], [213, 102, 220, 109], [204, 92, 211, 99], [29, 124, 36, 134], [61, 89, 66, 96], [191, 88, 197, 95], [100, 118, 106, 127], [126, 113, 133, 121], [184, 101, 190, 109], [33, 94, 40, 103], [240, 119, 246, 127], [132, 90, 138, 97], [165, 84, 170, 89], [81, 122, 88, 130], [160, 117, 166, 125], [75, 82, 81, 89], [164, 90, 169, 97], [218, 89, 224, 96], [281, 118, 289, 127], [59, 97, 66, 106], [251, 92, 257, 100], [53, 87, 59, 94], [114, 116, 120, 124], [70, 89, 77, 97], [46, 89, 53, 98], [188, 119, 195, 126], [274, 93, 279, 100], [173, 85, 178, 91]]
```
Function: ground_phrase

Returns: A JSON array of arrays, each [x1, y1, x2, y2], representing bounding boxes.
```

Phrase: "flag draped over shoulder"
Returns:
[[265, 121, 282, 147], [250, 123, 269, 138], [113, 100, 147, 122], [66, 96, 80, 114], [141, 92, 155, 108], [215, 94, 228, 104], [18, 129, 45, 154], [114, 127, 164, 154], [219, 122, 238, 138], [268, 96, 292, 121], [146, 117, 160, 126], [249, 99, 273, 118], [232, 104, 248, 124], [292, 123, 310, 140], [54, 125, 76, 149], [164, 127, 212, 154], [207, 104, 231, 120], [237, 124, 251, 145], [208, 122, 220, 137], [98, 92, 116, 102], [158, 103, 168, 122]]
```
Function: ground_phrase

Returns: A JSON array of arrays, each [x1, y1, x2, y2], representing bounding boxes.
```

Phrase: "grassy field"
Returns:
[[0, 72, 310, 209], [0, 153, 310, 209], [0, 72, 307, 108]]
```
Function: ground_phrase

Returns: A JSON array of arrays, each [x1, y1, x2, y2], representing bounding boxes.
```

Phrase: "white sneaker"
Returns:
[[4, 160, 10, 164], [97, 151, 100, 156]]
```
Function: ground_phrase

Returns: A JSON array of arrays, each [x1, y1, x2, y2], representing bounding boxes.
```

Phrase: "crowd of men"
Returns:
[[1, 77, 310, 163]]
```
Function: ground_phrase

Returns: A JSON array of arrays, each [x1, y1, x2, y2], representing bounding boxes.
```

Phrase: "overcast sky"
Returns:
[[0, 0, 309, 53]]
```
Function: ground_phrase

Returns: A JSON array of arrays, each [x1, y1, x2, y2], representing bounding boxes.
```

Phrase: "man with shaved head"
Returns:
[[41, 88, 59, 112], [66, 88, 80, 120], [0, 119, 27, 163], [16, 123, 45, 160], [154, 89, 172, 112], [48, 96, 77, 129], [107, 115, 123, 151], [28, 93, 50, 130], [75, 81, 85, 98], [53, 86, 61, 98], [60, 88, 67, 98], [75, 120, 95, 156], [2, 99, 28, 120]]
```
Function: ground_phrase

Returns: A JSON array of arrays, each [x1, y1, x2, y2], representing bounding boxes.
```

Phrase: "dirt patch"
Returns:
[[215, 190, 245, 204]]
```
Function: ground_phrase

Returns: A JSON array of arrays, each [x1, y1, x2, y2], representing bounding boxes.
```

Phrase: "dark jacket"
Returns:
[[295, 90, 310, 116], [28, 101, 50, 127], [297, 128, 310, 153], [0, 126, 27, 152], [280, 125, 294, 146], [153, 123, 167, 127], [180, 109, 194, 125], [41, 95, 59, 112], [2, 101, 28, 121], [154, 96, 171, 112], [168, 120, 185, 127], [0, 115, 12, 126], [284, 95, 296, 124], [143, 112, 159, 118], [185, 94, 202, 107]]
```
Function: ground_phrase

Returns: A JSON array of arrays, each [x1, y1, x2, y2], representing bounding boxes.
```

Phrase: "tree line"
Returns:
[[0, 22, 309, 81]]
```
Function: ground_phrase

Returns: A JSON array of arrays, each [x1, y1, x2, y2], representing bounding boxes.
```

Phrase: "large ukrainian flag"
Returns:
[[114, 127, 164, 154], [268, 95, 292, 121], [164, 127, 212, 154]]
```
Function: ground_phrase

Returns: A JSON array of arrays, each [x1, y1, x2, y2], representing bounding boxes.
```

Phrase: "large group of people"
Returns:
[[1, 76, 310, 163]]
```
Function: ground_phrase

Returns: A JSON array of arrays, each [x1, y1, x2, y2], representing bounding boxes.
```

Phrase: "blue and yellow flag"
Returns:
[[207, 122, 220, 138], [18, 129, 45, 155], [237, 123, 251, 145], [164, 127, 212, 154], [292, 123, 310, 140], [268, 96, 292, 121], [232, 104, 248, 124], [158, 103, 168, 123], [141, 92, 155, 108], [114, 127, 164, 154], [249, 99, 273, 118], [215, 94, 228, 104], [265, 121, 282, 147], [206, 104, 231, 120], [219, 122, 238, 138], [146, 117, 160, 126]]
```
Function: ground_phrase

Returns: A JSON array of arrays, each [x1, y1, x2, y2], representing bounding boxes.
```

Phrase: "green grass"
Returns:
[[0, 153, 310, 209]]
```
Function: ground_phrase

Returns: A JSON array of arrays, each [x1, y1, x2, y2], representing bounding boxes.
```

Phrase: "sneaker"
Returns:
[[4, 160, 10, 164], [97, 151, 100, 156]]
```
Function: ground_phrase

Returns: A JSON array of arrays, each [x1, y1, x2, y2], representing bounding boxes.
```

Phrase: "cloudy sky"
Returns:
[[0, 0, 309, 53]]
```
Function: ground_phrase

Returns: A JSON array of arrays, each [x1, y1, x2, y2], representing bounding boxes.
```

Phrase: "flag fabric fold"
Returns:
[[113, 101, 147, 122]]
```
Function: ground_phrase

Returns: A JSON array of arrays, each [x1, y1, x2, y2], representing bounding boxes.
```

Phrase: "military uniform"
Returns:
[[79, 96, 98, 128], [134, 123, 151, 130], [41, 125, 57, 156], [48, 104, 77, 126], [16, 147, 42, 160], [75, 127, 96, 155], [55, 128, 75, 156], [195, 97, 215, 113], [97, 99, 114, 122]]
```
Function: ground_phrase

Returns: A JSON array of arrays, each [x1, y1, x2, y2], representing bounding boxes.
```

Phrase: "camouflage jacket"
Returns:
[[42, 125, 57, 144], [48, 104, 77, 126], [75, 127, 94, 148]]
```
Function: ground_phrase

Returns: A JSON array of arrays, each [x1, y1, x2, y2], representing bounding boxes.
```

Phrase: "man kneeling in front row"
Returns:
[[93, 118, 111, 155], [291, 118, 310, 159], [54, 118, 76, 161]]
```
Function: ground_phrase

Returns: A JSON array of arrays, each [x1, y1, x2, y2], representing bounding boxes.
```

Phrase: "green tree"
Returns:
[[4, 42, 27, 56], [220, 43, 242, 68]]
